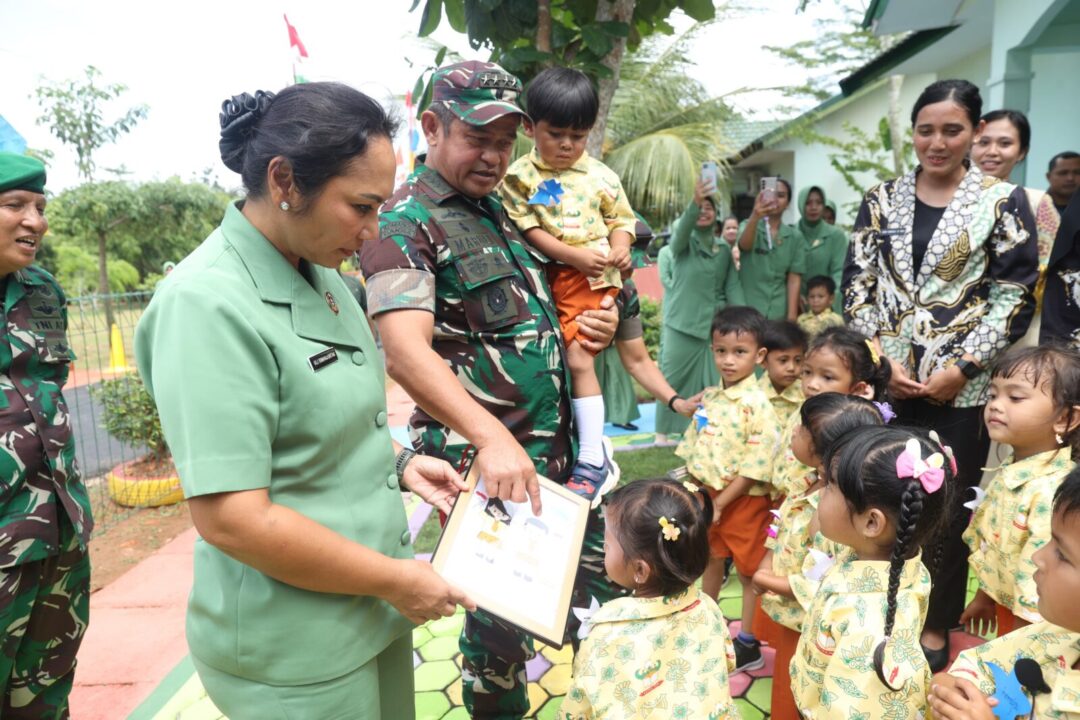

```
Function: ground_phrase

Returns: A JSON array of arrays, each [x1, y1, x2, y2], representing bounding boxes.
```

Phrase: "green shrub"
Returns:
[[640, 295, 661, 361], [90, 374, 169, 462]]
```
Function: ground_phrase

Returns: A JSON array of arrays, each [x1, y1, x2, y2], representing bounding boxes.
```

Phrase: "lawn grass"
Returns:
[[412, 445, 680, 554]]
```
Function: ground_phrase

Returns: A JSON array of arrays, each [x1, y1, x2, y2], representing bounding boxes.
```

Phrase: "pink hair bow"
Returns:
[[895, 438, 945, 494]]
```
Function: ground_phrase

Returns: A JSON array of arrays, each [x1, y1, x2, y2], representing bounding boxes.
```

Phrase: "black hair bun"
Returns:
[[219, 90, 276, 174]]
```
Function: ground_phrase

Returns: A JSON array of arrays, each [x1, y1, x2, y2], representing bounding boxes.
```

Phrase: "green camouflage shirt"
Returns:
[[0, 266, 92, 567], [360, 162, 575, 481]]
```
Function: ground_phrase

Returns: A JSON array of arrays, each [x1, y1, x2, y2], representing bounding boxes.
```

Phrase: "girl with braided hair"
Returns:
[[559, 479, 738, 719], [752, 393, 886, 720], [790, 426, 953, 719]]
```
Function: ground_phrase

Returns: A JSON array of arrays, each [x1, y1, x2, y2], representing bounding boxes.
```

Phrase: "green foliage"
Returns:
[[791, 117, 913, 219], [44, 178, 229, 283], [639, 294, 661, 361], [763, 2, 902, 114], [408, 0, 716, 114], [53, 245, 139, 296], [90, 374, 169, 462], [34, 65, 149, 182], [603, 22, 734, 227]]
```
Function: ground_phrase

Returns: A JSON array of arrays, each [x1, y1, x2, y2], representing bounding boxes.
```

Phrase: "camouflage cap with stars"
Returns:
[[429, 60, 528, 126]]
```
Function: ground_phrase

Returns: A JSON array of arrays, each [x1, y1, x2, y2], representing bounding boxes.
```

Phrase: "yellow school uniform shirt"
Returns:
[[758, 373, 805, 428], [500, 149, 638, 290], [963, 449, 1075, 622], [950, 621, 1080, 720], [675, 374, 782, 494], [797, 309, 845, 338], [762, 487, 840, 632], [771, 411, 817, 499], [559, 587, 738, 720], [791, 553, 932, 720]]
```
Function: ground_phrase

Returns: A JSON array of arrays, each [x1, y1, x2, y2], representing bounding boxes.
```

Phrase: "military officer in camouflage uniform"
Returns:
[[0, 153, 93, 719], [359, 62, 623, 718]]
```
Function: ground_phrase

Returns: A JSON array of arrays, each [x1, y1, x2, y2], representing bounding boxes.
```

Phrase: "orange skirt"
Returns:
[[996, 603, 1017, 636], [759, 614, 801, 720]]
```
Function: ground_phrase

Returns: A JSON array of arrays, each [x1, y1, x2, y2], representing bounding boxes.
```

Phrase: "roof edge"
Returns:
[[839, 25, 958, 96]]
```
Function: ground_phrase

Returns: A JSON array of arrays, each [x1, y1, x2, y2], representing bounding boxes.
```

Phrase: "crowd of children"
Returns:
[[492, 65, 1080, 720]]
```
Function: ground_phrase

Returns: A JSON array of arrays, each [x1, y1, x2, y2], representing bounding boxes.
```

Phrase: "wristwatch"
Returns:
[[394, 447, 417, 487], [954, 358, 981, 380]]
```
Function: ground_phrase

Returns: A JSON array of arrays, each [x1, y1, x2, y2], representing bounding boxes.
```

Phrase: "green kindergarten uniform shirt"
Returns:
[[135, 202, 413, 685]]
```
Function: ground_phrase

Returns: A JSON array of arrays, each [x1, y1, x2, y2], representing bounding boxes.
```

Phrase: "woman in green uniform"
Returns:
[[654, 178, 744, 439], [737, 178, 805, 320], [135, 85, 474, 719], [797, 185, 848, 313]]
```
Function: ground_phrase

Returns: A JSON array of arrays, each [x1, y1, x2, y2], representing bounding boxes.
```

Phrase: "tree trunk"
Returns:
[[585, 0, 636, 159], [98, 229, 115, 329], [537, 0, 552, 53], [887, 74, 905, 175]]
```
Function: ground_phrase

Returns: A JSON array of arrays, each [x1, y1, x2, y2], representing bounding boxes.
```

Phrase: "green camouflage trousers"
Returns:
[[460, 504, 625, 719], [0, 525, 90, 719]]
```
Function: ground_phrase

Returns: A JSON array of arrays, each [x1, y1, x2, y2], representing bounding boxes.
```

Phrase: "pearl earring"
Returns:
[[279, 201, 290, 211]]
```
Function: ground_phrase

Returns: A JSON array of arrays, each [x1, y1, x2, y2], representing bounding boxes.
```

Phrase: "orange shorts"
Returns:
[[706, 491, 770, 576], [546, 265, 620, 352], [759, 615, 801, 720]]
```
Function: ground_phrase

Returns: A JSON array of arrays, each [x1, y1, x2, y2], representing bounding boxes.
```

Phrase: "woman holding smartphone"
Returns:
[[843, 79, 1037, 671], [737, 177, 805, 320], [654, 175, 744, 440]]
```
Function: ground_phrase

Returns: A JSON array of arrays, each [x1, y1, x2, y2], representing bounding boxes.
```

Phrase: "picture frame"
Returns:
[[431, 465, 592, 648]]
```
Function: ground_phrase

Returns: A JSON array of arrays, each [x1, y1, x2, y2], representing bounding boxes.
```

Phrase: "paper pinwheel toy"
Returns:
[[528, 178, 565, 207], [988, 661, 1033, 720]]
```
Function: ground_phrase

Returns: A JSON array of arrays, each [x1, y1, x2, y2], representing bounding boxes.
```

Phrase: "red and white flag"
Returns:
[[283, 14, 308, 84]]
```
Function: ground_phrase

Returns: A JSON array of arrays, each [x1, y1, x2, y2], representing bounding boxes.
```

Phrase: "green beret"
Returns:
[[0, 153, 47, 194]]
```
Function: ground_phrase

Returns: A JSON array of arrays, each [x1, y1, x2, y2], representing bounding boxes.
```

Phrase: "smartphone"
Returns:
[[700, 161, 719, 190], [760, 176, 779, 204]]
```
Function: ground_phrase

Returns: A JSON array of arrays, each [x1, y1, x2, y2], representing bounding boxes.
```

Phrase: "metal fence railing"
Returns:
[[64, 292, 175, 535]]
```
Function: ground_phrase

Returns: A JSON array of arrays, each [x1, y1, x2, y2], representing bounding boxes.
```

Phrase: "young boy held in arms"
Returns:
[[499, 67, 637, 502]]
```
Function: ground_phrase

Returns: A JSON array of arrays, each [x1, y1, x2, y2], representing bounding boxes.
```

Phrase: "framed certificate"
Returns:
[[431, 466, 591, 648]]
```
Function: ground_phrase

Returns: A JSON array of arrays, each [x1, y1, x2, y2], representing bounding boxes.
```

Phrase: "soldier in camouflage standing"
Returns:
[[0, 152, 93, 719], [360, 61, 623, 718]]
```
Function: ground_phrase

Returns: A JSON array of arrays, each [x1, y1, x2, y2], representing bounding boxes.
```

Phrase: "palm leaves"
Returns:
[[602, 22, 735, 226]]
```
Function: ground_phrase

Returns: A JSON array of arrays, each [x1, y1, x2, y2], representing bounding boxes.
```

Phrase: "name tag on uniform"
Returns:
[[308, 347, 338, 371]]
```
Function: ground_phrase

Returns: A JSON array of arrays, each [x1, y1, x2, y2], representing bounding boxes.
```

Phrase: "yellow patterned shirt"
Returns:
[[797, 309, 845, 339], [963, 449, 1075, 622], [771, 411, 818, 499], [762, 487, 840, 632], [500, 149, 638, 290], [560, 587, 739, 720], [949, 621, 1080, 720], [791, 554, 932, 720], [675, 374, 782, 494], [758, 373, 805, 428]]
